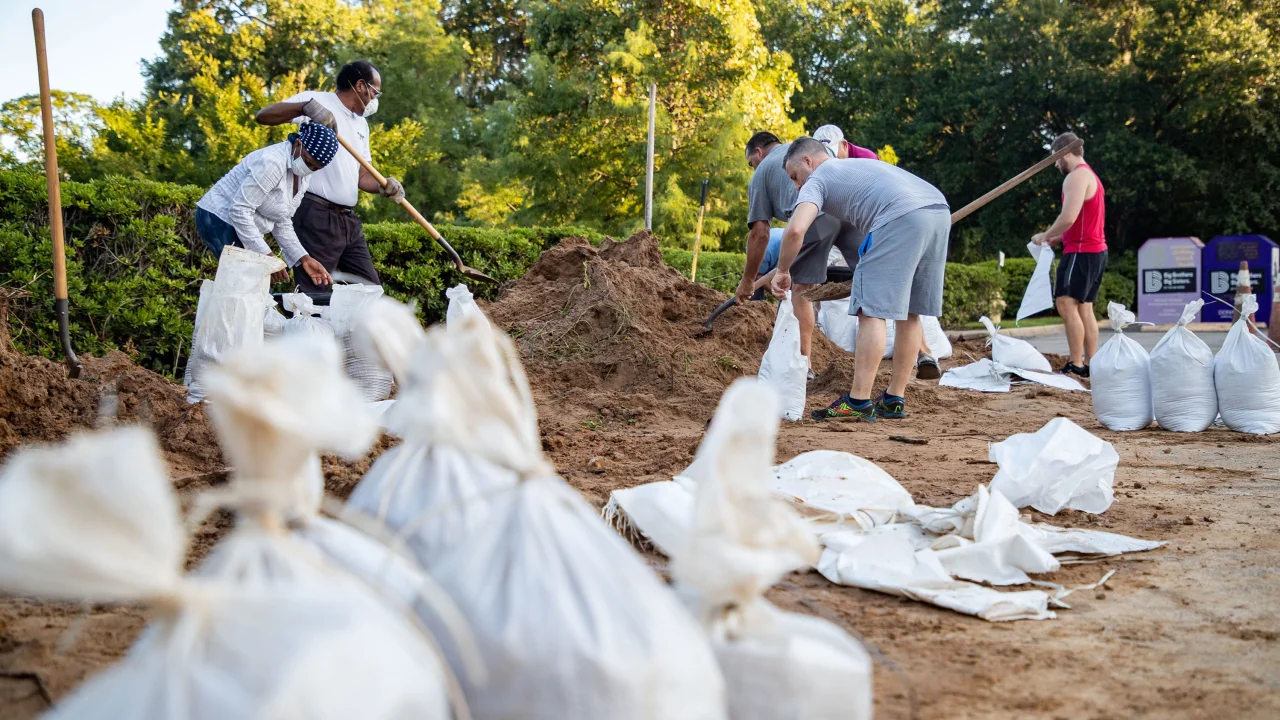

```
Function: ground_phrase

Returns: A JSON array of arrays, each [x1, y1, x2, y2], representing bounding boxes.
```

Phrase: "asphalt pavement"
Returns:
[[1028, 329, 1229, 355]]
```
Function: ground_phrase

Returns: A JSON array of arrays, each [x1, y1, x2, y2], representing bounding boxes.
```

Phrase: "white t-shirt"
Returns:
[[284, 90, 371, 207]]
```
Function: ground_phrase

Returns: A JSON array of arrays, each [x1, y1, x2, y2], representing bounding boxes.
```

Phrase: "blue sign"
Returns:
[[1201, 234, 1277, 324]]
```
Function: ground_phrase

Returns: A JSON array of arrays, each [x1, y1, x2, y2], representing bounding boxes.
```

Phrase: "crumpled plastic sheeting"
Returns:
[[604, 449, 1161, 622], [989, 417, 1117, 515], [940, 358, 1089, 394]]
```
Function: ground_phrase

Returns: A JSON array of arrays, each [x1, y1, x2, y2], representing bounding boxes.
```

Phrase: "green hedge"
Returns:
[[941, 263, 1005, 326], [973, 252, 1137, 321], [661, 249, 746, 295]]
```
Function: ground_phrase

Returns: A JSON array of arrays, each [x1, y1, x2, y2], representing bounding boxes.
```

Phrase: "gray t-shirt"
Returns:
[[794, 159, 948, 239], [746, 143, 798, 226]]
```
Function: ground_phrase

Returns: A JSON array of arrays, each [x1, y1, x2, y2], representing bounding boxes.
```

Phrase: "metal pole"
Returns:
[[644, 83, 656, 231], [32, 8, 82, 378]]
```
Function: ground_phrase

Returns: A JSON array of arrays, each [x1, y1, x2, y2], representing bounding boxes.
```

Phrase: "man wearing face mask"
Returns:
[[254, 60, 403, 292], [195, 122, 337, 286]]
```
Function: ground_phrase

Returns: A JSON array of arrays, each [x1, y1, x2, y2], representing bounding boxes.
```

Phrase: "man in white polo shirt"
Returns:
[[254, 60, 404, 292]]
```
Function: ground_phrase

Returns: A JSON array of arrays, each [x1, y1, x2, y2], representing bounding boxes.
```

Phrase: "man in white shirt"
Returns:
[[254, 60, 404, 292], [195, 122, 337, 286]]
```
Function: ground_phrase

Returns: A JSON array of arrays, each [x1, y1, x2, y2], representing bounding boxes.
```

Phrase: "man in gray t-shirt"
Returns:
[[740, 131, 861, 368], [772, 137, 951, 422]]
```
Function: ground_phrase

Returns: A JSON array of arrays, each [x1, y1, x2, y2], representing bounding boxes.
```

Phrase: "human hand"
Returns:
[[735, 275, 755, 305], [301, 99, 337, 130], [299, 256, 332, 287], [771, 270, 792, 299], [1031, 232, 1048, 246], [270, 267, 291, 284], [380, 177, 406, 203]]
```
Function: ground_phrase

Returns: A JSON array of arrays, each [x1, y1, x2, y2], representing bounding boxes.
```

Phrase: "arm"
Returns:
[[271, 220, 332, 286], [735, 221, 772, 302], [1034, 170, 1090, 245], [255, 101, 309, 126], [771, 202, 818, 298], [226, 162, 282, 258], [358, 166, 383, 194]]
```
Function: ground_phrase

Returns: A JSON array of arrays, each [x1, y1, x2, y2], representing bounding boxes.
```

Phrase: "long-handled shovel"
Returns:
[[33, 9, 82, 378], [334, 135, 497, 284], [804, 138, 1083, 302]]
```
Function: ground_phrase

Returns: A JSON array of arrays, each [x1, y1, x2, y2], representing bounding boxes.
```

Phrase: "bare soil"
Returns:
[[1, 234, 1278, 718]]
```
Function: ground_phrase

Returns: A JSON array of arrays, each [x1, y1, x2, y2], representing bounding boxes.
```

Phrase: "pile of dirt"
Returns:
[[487, 231, 857, 421]]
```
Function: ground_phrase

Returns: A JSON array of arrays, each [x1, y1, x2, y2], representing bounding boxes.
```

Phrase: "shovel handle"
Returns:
[[334, 134, 458, 253]]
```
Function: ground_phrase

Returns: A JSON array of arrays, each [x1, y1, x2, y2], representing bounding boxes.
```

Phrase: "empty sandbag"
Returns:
[[1149, 300, 1217, 432], [979, 316, 1052, 372], [1091, 302, 1153, 431], [989, 417, 1118, 515], [758, 293, 807, 421], [1214, 294, 1280, 434]]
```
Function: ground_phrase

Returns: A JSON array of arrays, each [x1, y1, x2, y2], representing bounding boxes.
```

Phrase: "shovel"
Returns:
[[33, 9, 82, 378], [334, 135, 497, 284]]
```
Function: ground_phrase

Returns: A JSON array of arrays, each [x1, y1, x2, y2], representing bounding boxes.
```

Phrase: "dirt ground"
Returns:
[[1, 235, 1278, 718]]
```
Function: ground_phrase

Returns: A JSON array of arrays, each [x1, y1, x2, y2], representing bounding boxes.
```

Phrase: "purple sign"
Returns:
[[1201, 234, 1277, 324], [1138, 237, 1203, 324]]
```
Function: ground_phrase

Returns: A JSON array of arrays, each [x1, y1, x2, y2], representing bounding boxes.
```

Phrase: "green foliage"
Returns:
[[661, 249, 747, 294], [940, 263, 1005, 327]]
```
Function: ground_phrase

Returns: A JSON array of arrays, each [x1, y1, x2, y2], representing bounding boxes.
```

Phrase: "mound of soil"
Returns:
[[487, 231, 857, 421]]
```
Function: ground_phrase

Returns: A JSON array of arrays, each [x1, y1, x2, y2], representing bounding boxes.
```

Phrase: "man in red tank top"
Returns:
[[1032, 132, 1107, 378]]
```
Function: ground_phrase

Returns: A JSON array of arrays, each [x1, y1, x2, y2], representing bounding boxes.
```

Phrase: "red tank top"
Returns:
[[1062, 163, 1106, 253]]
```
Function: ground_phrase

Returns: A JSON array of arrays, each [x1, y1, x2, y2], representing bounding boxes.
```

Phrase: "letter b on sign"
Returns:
[[1210, 271, 1230, 294], [1144, 270, 1162, 293]]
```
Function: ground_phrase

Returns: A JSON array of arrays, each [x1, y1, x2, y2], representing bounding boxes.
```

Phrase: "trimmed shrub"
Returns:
[[941, 262, 1005, 326], [660, 249, 746, 295]]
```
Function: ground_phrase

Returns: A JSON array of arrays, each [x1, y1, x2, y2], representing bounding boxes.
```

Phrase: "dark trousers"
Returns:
[[195, 207, 243, 257], [291, 194, 380, 293]]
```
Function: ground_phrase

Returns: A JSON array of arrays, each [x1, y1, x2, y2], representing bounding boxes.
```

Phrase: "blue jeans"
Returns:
[[196, 207, 243, 257]]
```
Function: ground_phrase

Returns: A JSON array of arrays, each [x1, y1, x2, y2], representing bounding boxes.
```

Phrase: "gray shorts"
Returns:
[[791, 213, 862, 285], [849, 205, 950, 320]]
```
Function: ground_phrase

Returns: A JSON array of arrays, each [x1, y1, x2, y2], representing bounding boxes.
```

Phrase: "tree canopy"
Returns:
[[3, 0, 1277, 256]]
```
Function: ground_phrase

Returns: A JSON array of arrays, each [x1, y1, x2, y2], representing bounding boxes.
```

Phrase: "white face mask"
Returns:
[[362, 96, 379, 118], [291, 153, 315, 177]]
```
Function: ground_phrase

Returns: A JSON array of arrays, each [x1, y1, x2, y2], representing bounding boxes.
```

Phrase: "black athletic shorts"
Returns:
[[1054, 250, 1108, 303]]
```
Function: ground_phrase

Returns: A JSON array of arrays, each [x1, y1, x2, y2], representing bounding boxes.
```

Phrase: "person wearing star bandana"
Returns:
[[255, 60, 403, 292]]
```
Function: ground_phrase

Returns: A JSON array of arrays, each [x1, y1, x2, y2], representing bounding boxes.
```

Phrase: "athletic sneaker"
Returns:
[[875, 393, 907, 419], [916, 352, 941, 380], [811, 394, 877, 422], [1062, 362, 1090, 379]]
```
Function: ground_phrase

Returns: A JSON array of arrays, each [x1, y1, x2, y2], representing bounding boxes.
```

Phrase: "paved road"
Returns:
[[1027, 328, 1229, 355]]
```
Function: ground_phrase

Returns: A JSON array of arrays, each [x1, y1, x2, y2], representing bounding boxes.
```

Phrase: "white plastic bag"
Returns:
[[1214, 294, 1280, 434], [816, 301, 857, 352], [1091, 302, 1153, 431], [672, 379, 872, 720], [758, 294, 807, 421], [282, 292, 335, 340], [989, 417, 1118, 515], [445, 283, 490, 329], [1150, 300, 1217, 432], [0, 426, 449, 720], [1017, 241, 1055, 322], [980, 316, 1052, 372], [183, 279, 214, 399], [330, 284, 394, 401], [263, 303, 287, 339], [185, 248, 282, 402]]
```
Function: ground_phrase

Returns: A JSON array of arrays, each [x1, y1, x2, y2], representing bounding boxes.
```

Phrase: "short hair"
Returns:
[[745, 131, 782, 156], [783, 136, 828, 167], [337, 60, 380, 91], [1052, 132, 1083, 156]]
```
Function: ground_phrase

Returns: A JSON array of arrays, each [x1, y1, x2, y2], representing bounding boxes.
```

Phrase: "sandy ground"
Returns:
[[1, 234, 1277, 717]]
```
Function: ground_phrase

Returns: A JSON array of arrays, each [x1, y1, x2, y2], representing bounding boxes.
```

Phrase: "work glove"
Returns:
[[380, 177, 406, 203], [301, 99, 337, 130]]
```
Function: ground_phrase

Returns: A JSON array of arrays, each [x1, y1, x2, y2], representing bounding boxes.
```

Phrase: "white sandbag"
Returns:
[[263, 302, 287, 339], [1213, 294, 1280, 434], [446, 283, 489, 329], [672, 378, 872, 720], [979, 316, 1052, 372], [183, 279, 214, 400], [816, 301, 857, 353], [603, 479, 696, 556], [923, 315, 954, 360], [330, 284, 394, 402], [0, 426, 448, 720], [1150, 300, 1217, 432], [758, 294, 807, 421], [989, 417, 1117, 515], [930, 486, 1060, 585], [940, 358, 1089, 394], [350, 296, 427, 383], [768, 450, 914, 530], [367, 314, 727, 719], [1017, 241, 1055, 322], [282, 292, 335, 340], [1091, 302, 1153, 431], [830, 312, 952, 360], [185, 247, 282, 402]]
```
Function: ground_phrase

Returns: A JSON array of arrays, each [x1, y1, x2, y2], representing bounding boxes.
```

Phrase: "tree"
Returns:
[[461, 0, 803, 249], [0, 92, 103, 181]]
